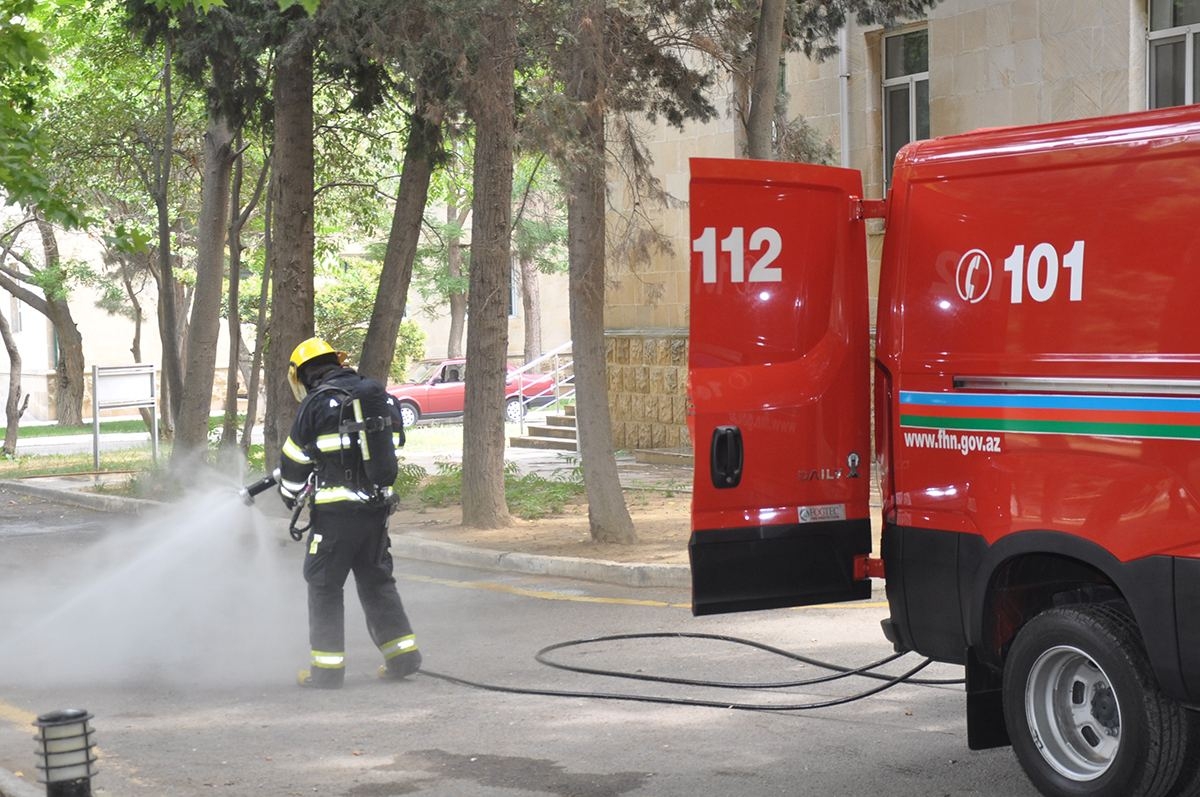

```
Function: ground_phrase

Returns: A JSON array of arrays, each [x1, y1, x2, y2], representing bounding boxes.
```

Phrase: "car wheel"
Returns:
[[505, 397, 524, 423], [399, 402, 419, 428], [1002, 604, 1187, 797]]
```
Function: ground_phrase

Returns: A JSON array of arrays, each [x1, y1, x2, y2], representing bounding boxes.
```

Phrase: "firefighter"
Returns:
[[278, 336, 421, 689]]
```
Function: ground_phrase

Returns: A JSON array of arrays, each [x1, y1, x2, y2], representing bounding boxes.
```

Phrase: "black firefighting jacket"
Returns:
[[278, 367, 404, 509]]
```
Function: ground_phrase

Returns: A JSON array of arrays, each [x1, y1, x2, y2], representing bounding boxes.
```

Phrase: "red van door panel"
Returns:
[[688, 158, 872, 615]]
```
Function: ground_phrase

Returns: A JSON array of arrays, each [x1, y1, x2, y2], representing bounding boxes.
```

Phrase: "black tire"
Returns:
[[1002, 604, 1187, 797], [1164, 709, 1200, 797], [398, 402, 419, 428]]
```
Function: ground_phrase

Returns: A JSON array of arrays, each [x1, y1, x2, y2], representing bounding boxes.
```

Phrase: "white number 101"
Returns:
[[693, 226, 783, 284], [1003, 240, 1085, 303]]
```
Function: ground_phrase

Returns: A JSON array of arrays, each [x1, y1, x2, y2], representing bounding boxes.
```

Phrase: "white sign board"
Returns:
[[92, 364, 158, 468], [95, 367, 156, 409]]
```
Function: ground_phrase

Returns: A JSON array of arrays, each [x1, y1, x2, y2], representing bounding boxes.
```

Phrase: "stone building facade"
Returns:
[[604, 0, 1184, 453]]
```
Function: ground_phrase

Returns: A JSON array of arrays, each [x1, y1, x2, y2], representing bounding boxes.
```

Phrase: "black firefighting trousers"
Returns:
[[302, 504, 415, 661]]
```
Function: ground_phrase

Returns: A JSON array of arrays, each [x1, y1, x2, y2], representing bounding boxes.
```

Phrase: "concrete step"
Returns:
[[545, 415, 577, 429], [522, 424, 577, 440], [509, 435, 578, 451]]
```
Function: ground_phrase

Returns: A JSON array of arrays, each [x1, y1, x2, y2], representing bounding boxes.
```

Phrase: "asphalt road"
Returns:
[[0, 487, 1039, 797]]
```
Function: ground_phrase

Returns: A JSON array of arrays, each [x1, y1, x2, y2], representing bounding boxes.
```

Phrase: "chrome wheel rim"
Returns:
[[1024, 644, 1121, 781]]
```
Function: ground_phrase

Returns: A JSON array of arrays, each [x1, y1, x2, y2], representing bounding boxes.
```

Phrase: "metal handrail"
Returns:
[[509, 341, 574, 435]]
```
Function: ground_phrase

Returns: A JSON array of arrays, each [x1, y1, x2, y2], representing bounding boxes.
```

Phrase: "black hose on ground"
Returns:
[[419, 632, 964, 712]]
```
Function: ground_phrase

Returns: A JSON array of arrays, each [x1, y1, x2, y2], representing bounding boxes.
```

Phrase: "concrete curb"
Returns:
[[0, 768, 41, 797], [393, 534, 690, 588], [0, 479, 161, 515]]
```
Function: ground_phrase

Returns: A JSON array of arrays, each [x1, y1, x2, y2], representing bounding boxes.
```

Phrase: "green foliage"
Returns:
[[505, 470, 584, 519], [145, 0, 319, 15], [244, 442, 265, 473], [313, 255, 426, 378], [511, 155, 567, 274], [775, 114, 837, 165], [416, 460, 463, 507], [392, 460, 427, 498], [0, 0, 83, 225]]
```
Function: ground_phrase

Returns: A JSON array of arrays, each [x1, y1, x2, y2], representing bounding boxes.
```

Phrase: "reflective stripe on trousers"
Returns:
[[310, 650, 345, 670], [380, 634, 418, 660]]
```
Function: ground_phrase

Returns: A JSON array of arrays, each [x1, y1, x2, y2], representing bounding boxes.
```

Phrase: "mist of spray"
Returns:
[[0, 474, 306, 688]]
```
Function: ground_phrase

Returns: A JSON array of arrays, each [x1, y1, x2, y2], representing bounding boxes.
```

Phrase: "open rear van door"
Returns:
[[688, 158, 873, 616]]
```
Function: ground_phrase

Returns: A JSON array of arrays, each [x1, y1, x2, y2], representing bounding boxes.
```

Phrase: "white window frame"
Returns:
[[1148, 7, 1200, 108], [882, 28, 929, 188]]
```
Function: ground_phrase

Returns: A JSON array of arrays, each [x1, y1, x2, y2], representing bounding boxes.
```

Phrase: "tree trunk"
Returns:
[[119, 258, 156, 434], [446, 198, 467, 358], [155, 40, 185, 424], [746, 0, 786, 159], [221, 140, 247, 454], [0, 306, 23, 455], [222, 138, 268, 455], [461, 0, 516, 529], [265, 31, 316, 466], [36, 219, 85, 427], [564, 0, 634, 543], [173, 113, 236, 459], [519, 254, 542, 363], [242, 169, 273, 457], [359, 99, 443, 381]]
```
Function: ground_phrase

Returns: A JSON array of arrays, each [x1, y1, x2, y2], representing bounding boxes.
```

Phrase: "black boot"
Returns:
[[378, 650, 422, 681], [297, 666, 345, 689]]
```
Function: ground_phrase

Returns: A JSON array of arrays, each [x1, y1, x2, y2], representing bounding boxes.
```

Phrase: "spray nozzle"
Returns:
[[239, 469, 280, 505]]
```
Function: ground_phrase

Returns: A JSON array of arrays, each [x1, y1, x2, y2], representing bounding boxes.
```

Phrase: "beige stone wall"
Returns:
[[603, 0, 1156, 451], [606, 330, 689, 451], [927, 0, 1145, 133]]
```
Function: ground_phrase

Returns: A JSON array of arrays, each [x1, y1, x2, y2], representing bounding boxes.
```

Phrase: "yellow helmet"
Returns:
[[287, 337, 347, 402]]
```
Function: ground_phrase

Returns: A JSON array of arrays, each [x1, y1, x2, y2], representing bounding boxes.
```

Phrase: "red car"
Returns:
[[386, 358, 559, 426]]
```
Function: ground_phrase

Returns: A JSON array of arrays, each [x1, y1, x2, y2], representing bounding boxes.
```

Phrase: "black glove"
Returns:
[[282, 493, 297, 511]]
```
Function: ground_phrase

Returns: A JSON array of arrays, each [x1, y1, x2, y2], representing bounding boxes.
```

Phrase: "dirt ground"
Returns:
[[392, 489, 692, 565]]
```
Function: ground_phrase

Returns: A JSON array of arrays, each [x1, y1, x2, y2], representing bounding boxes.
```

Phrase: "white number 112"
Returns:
[[693, 226, 783, 284]]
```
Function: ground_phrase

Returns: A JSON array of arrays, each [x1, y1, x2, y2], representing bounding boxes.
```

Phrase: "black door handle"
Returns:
[[710, 425, 743, 489]]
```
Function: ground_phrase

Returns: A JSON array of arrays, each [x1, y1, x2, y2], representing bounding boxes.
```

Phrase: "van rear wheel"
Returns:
[[1002, 605, 1187, 797]]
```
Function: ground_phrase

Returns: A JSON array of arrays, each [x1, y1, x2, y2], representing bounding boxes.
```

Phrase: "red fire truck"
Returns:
[[688, 104, 1200, 797]]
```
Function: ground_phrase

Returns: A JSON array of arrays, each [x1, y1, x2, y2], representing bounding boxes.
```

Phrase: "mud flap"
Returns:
[[688, 158, 873, 615]]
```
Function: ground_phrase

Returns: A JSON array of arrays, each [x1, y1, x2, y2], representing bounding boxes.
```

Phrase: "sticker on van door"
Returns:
[[955, 249, 992, 303], [901, 428, 1003, 456], [955, 241, 1086, 304]]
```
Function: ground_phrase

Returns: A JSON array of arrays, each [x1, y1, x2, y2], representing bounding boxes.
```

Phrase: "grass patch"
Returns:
[[0, 448, 156, 478], [410, 460, 585, 520], [13, 419, 151, 438]]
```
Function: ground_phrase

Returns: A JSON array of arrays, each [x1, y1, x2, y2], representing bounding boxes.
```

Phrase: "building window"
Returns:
[[882, 28, 929, 187], [1149, 0, 1200, 108]]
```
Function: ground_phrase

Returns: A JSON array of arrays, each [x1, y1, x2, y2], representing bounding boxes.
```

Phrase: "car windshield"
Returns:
[[406, 361, 444, 384]]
